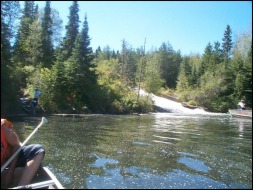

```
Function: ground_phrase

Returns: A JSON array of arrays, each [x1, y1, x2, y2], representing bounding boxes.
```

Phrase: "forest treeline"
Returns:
[[1, 1, 252, 115]]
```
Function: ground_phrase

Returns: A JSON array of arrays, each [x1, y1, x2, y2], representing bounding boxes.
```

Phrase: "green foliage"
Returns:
[[187, 100, 197, 106], [96, 58, 153, 114], [62, 1, 80, 60], [233, 33, 252, 107], [176, 56, 191, 94], [109, 92, 153, 114], [157, 42, 181, 88], [175, 25, 252, 112], [13, 2, 36, 63], [41, 1, 55, 68], [1, 2, 21, 114], [143, 54, 165, 94], [160, 87, 176, 96], [209, 96, 234, 113], [1, 1, 20, 60], [50, 9, 63, 47], [1, 5, 252, 115], [119, 40, 139, 88], [24, 19, 43, 66], [222, 25, 233, 62], [132, 95, 153, 113], [1, 60, 19, 114]]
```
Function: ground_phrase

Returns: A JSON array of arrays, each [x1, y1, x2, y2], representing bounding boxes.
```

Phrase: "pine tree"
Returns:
[[222, 25, 233, 63], [95, 46, 101, 57], [143, 54, 164, 94], [176, 56, 191, 93], [158, 42, 181, 89], [41, 1, 54, 68], [78, 15, 98, 106], [14, 1, 36, 64], [62, 1, 80, 60], [24, 8, 43, 66], [62, 14, 98, 111], [201, 42, 213, 72], [212, 41, 222, 65], [80, 15, 95, 69], [119, 40, 138, 87]]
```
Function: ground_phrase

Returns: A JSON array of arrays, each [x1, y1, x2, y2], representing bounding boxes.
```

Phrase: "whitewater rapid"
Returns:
[[138, 89, 226, 116]]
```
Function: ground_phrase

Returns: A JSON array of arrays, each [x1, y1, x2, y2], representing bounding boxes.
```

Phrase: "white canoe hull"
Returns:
[[229, 109, 252, 118], [6, 165, 64, 189]]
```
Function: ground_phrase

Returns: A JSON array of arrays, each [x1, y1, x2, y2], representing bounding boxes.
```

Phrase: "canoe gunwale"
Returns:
[[9, 165, 64, 189]]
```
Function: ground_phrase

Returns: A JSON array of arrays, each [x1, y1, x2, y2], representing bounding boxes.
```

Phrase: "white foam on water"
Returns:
[[138, 88, 226, 116]]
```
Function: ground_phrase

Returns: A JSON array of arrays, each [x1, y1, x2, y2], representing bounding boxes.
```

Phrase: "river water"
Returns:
[[10, 114, 251, 189], [9, 94, 252, 189]]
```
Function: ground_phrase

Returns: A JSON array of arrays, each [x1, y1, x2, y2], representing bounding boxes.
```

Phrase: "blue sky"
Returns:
[[22, 1, 252, 55]]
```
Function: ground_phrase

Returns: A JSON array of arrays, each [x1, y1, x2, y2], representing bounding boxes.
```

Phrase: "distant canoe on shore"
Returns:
[[228, 109, 252, 118]]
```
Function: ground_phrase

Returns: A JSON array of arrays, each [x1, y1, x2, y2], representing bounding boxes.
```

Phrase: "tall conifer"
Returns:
[[62, 1, 80, 60], [14, 1, 36, 63], [41, 1, 54, 68], [222, 25, 233, 63]]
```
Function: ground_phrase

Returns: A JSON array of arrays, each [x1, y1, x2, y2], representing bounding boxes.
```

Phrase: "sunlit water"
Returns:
[[8, 92, 251, 189]]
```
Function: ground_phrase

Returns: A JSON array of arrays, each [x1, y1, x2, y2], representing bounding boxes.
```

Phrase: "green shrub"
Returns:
[[187, 100, 197, 106]]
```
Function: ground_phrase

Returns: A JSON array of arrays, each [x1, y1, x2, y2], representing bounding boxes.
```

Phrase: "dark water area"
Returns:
[[9, 113, 252, 189]]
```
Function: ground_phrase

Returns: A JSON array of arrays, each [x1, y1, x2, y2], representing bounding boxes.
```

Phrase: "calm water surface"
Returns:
[[11, 113, 252, 189]]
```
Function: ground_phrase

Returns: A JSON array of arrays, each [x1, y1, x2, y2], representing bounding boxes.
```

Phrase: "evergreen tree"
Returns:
[[22, 5, 43, 66], [143, 54, 164, 94], [1, 1, 21, 114], [176, 56, 191, 93], [212, 41, 222, 65], [103, 45, 112, 60], [11, 2, 43, 92], [1, 1, 20, 59], [222, 25, 233, 63], [78, 15, 99, 110], [64, 36, 90, 111], [189, 54, 202, 87], [41, 1, 54, 68], [95, 46, 101, 57], [50, 51, 68, 112], [244, 43, 252, 106], [201, 42, 213, 71], [126, 49, 138, 87], [119, 40, 138, 87], [80, 15, 95, 68], [13, 1, 36, 64], [62, 1, 80, 60], [112, 50, 117, 58], [61, 14, 98, 112], [158, 42, 181, 89], [120, 39, 127, 84], [234, 43, 252, 107]]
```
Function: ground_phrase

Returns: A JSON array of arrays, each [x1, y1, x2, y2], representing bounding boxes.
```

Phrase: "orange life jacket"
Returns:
[[1, 119, 13, 166]]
